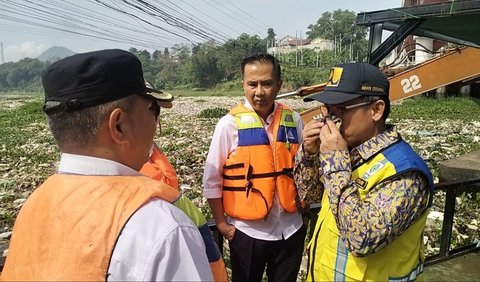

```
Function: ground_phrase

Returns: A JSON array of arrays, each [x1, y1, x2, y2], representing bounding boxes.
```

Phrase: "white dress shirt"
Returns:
[[203, 101, 304, 241], [58, 153, 213, 281]]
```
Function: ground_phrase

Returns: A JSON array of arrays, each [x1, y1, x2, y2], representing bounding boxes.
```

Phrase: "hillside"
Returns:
[[37, 46, 75, 61]]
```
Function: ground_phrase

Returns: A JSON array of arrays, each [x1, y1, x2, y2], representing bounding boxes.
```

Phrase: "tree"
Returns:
[[216, 33, 267, 81], [190, 42, 222, 88], [266, 28, 276, 48], [0, 58, 46, 91], [152, 50, 162, 61], [307, 9, 369, 62], [171, 44, 191, 63], [307, 11, 334, 40]]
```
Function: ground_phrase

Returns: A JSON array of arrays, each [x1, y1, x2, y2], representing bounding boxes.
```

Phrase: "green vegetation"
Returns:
[[390, 97, 480, 122], [0, 99, 55, 163], [0, 9, 367, 93], [170, 88, 243, 97], [0, 95, 479, 271], [198, 107, 229, 119], [390, 97, 480, 179]]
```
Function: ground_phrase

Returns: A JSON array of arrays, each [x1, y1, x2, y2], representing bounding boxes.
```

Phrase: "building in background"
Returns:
[[267, 36, 334, 55]]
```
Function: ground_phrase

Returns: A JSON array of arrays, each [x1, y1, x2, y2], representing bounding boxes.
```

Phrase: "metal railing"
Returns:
[[425, 177, 480, 265]]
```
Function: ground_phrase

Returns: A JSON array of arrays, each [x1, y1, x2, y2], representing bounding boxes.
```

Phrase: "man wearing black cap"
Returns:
[[294, 63, 434, 281], [1, 49, 213, 281]]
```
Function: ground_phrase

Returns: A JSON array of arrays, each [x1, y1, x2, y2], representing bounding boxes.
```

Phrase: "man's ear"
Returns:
[[108, 108, 129, 145], [371, 100, 385, 122]]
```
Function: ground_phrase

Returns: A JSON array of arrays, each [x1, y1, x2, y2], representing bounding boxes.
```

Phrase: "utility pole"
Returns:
[[295, 31, 298, 67], [350, 41, 353, 61], [1, 42, 4, 64], [334, 35, 337, 55], [339, 34, 342, 54], [300, 30, 303, 66]]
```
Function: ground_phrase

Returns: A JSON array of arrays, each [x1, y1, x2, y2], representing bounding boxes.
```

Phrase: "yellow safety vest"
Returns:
[[308, 140, 433, 281]]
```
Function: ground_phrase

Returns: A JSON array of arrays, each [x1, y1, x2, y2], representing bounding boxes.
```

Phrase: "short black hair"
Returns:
[[241, 53, 281, 81], [362, 95, 390, 121]]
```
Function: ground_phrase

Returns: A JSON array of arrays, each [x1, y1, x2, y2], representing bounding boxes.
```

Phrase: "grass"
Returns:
[[198, 107, 229, 119], [392, 97, 480, 162], [0, 94, 479, 265], [169, 89, 244, 97], [390, 97, 480, 122]]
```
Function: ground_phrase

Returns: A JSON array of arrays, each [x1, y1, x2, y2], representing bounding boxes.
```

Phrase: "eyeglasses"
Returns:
[[148, 101, 161, 120], [323, 100, 375, 119]]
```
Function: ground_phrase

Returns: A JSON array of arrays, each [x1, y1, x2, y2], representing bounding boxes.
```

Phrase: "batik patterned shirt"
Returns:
[[294, 125, 430, 256]]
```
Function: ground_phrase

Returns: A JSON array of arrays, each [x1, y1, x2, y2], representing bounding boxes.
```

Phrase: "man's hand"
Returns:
[[217, 222, 236, 241], [302, 119, 325, 155], [207, 198, 236, 241], [319, 119, 348, 153]]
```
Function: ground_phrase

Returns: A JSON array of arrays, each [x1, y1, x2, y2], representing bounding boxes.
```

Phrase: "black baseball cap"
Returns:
[[304, 63, 389, 104], [42, 49, 166, 115]]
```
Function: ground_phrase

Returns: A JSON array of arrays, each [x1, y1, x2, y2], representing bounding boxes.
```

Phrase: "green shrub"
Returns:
[[198, 107, 228, 119], [214, 80, 242, 92]]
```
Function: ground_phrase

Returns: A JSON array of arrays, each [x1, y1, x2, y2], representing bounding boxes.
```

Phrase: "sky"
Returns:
[[0, 0, 402, 63]]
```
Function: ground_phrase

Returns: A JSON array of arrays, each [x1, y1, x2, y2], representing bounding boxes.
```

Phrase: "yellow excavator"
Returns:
[[277, 46, 480, 124]]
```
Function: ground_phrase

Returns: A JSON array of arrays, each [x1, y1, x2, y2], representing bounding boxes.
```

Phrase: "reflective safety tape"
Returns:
[[389, 263, 423, 282]]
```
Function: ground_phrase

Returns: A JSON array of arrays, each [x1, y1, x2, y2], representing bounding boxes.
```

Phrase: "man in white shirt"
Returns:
[[203, 53, 306, 281], [1, 49, 213, 281]]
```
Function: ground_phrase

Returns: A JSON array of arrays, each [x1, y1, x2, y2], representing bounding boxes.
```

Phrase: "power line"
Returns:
[[1, 0, 256, 51], [1, 0, 187, 48], [210, 0, 267, 32], [199, 0, 264, 35], [295, 0, 317, 20], [103, 0, 171, 47], [175, 0, 242, 37], [223, 0, 270, 29], [118, 0, 221, 42], [155, 0, 231, 42], [93, 0, 197, 43]]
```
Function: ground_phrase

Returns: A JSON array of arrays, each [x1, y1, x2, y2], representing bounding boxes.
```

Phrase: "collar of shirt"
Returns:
[[350, 125, 400, 165], [244, 99, 278, 125], [57, 153, 141, 176]]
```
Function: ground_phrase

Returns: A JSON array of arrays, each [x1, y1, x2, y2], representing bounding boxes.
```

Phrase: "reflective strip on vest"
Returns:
[[222, 103, 300, 220], [389, 263, 424, 282], [307, 139, 433, 281]]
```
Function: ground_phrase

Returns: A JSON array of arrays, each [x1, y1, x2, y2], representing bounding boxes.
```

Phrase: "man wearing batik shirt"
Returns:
[[294, 63, 434, 281]]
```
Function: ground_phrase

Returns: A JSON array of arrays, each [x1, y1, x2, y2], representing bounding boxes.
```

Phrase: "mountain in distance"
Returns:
[[37, 46, 75, 62]]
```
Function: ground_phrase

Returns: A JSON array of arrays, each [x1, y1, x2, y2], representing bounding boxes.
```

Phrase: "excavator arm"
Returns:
[[279, 46, 480, 124], [389, 46, 480, 102]]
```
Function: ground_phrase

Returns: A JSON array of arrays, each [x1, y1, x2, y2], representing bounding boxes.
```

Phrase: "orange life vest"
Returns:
[[222, 103, 302, 220], [0, 174, 180, 281], [140, 148, 228, 282], [141, 146, 179, 189]]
